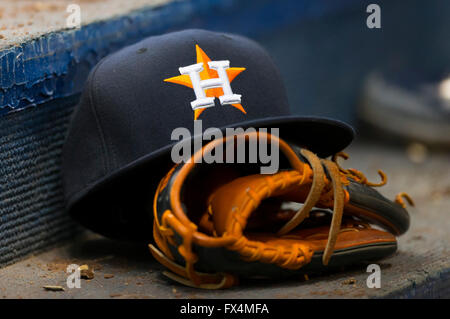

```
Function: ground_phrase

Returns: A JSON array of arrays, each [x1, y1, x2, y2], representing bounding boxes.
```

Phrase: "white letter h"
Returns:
[[179, 60, 242, 110]]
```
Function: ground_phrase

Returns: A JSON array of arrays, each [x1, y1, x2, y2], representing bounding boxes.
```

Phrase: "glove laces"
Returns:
[[277, 149, 345, 265], [277, 149, 412, 265]]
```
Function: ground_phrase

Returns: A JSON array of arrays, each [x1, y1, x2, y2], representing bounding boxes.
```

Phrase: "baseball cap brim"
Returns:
[[66, 115, 354, 240]]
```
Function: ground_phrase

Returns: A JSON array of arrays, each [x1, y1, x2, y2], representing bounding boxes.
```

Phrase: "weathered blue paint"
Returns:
[[0, 0, 358, 116]]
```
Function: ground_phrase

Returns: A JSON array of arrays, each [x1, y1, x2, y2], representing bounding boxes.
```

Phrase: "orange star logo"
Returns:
[[164, 45, 246, 120]]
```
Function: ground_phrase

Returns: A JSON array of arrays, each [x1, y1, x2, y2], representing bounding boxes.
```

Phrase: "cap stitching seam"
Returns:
[[88, 58, 110, 174]]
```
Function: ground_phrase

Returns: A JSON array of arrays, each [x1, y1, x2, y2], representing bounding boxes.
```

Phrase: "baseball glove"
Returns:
[[149, 131, 413, 289]]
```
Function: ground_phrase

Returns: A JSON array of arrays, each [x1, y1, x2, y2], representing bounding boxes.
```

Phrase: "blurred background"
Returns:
[[254, 0, 450, 150]]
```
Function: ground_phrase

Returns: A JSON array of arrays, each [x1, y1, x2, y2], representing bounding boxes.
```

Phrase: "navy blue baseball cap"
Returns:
[[62, 29, 354, 240]]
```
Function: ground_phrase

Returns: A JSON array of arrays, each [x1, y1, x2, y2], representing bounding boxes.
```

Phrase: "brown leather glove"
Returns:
[[149, 131, 412, 289]]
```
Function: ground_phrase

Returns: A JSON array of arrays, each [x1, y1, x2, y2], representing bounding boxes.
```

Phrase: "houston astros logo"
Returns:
[[164, 45, 246, 120]]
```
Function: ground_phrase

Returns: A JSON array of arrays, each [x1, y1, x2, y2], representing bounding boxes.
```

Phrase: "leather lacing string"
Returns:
[[299, 211, 371, 240], [150, 207, 238, 289], [224, 173, 314, 270], [332, 152, 414, 208], [150, 172, 237, 289], [395, 192, 415, 208], [332, 152, 388, 187], [277, 149, 345, 265]]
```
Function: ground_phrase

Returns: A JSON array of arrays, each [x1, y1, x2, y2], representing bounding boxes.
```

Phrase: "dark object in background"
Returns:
[[262, 0, 450, 127], [359, 71, 450, 146]]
